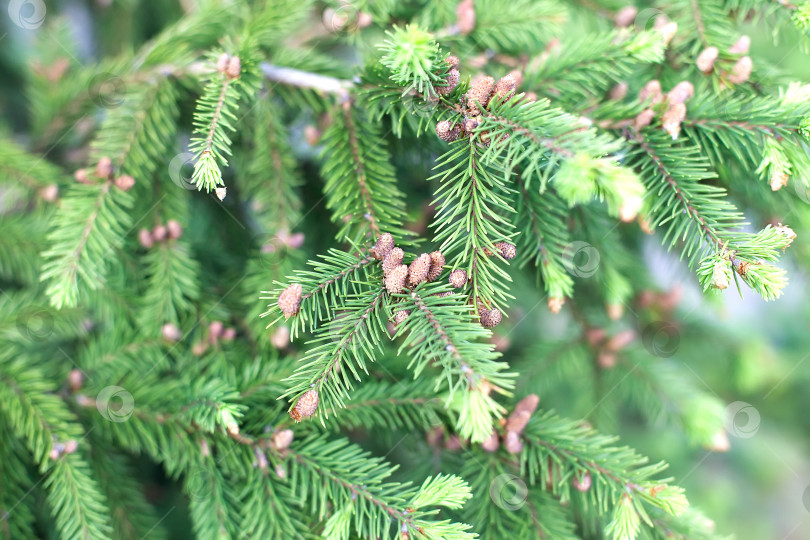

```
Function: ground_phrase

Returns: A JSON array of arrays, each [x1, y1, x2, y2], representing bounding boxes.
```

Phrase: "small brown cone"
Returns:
[[278, 283, 303, 318], [614, 6, 638, 28], [445, 55, 460, 70], [393, 309, 410, 326], [609, 82, 629, 101], [727, 56, 752, 84], [152, 224, 167, 242], [711, 262, 730, 290], [504, 430, 523, 454], [382, 247, 405, 276], [114, 174, 135, 191], [385, 264, 409, 294], [407, 253, 431, 286], [729, 35, 750, 54], [271, 429, 294, 450], [166, 219, 183, 240], [507, 70, 524, 88], [290, 389, 319, 422], [436, 120, 461, 142], [225, 56, 241, 79], [216, 53, 230, 73], [696, 47, 719, 73], [667, 81, 694, 105], [370, 232, 395, 260], [479, 307, 502, 328], [436, 68, 460, 96], [573, 472, 592, 492], [74, 169, 91, 184], [639, 80, 663, 104], [493, 74, 517, 103], [96, 157, 113, 178], [494, 241, 516, 260], [633, 108, 655, 130], [548, 297, 565, 314], [770, 172, 788, 191], [449, 269, 468, 288], [138, 229, 154, 249], [481, 430, 500, 452], [427, 251, 445, 282], [456, 0, 475, 35], [466, 76, 495, 113], [662, 103, 687, 140]]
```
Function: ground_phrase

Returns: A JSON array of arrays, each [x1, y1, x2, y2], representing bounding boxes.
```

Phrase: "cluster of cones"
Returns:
[[74, 156, 135, 192], [215, 53, 241, 80], [435, 58, 524, 145], [138, 219, 182, 249], [371, 233, 446, 295], [695, 35, 753, 84]]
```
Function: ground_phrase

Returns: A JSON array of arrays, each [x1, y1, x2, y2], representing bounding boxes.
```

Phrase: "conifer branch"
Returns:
[[260, 63, 352, 99], [41, 181, 133, 309]]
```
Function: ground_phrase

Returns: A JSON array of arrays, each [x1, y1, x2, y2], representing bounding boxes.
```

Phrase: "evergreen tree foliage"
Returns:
[[2, 0, 810, 538]]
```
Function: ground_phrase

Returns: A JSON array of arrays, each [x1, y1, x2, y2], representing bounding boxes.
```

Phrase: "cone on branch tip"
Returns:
[[436, 120, 461, 142], [449, 269, 468, 288], [393, 309, 410, 326], [290, 389, 319, 422], [382, 247, 405, 275], [466, 76, 494, 114], [427, 251, 445, 281], [278, 284, 303, 318], [371, 232, 395, 260], [408, 253, 432, 286], [436, 68, 460, 96], [385, 264, 409, 293], [479, 307, 502, 328]]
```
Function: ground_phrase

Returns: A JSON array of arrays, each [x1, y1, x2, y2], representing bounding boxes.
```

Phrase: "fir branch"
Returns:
[[281, 287, 389, 420], [430, 138, 516, 310], [287, 434, 475, 539], [89, 78, 180, 188], [320, 101, 409, 242], [40, 181, 134, 309], [260, 63, 352, 99], [520, 410, 689, 540], [396, 283, 515, 443], [137, 239, 201, 330], [261, 248, 376, 337], [627, 130, 791, 299]]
